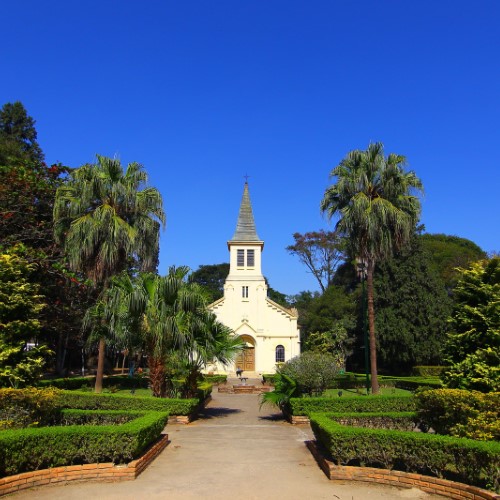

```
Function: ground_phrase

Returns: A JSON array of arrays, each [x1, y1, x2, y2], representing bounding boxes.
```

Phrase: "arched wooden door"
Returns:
[[235, 336, 255, 371]]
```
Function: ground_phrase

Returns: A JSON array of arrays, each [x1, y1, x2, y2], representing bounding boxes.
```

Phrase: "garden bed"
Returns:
[[309, 411, 500, 493], [285, 394, 415, 423], [0, 409, 169, 477], [0, 433, 169, 497], [306, 440, 499, 500]]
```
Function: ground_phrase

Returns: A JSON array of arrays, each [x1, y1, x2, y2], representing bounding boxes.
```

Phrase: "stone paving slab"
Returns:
[[8, 392, 442, 500]]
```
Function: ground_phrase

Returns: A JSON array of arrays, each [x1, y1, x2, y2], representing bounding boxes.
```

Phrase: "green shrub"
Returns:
[[0, 410, 168, 477], [287, 395, 415, 416], [0, 388, 61, 429], [412, 366, 446, 377], [57, 390, 199, 416], [262, 374, 278, 385], [310, 412, 500, 492], [279, 352, 342, 396], [415, 388, 500, 439]]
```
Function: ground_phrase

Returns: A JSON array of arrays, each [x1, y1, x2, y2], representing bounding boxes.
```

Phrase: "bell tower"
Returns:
[[225, 181, 265, 288]]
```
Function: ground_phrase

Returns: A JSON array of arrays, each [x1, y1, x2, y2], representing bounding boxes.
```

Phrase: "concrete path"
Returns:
[[11, 386, 442, 499]]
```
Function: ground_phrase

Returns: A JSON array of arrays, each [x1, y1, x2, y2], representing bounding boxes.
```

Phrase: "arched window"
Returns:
[[275, 345, 285, 363]]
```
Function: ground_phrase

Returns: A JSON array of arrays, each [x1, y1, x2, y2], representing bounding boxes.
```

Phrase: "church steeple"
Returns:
[[230, 182, 261, 242]]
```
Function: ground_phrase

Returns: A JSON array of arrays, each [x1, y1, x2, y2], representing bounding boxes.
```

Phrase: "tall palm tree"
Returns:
[[107, 268, 242, 398], [320, 142, 423, 393], [53, 155, 165, 392]]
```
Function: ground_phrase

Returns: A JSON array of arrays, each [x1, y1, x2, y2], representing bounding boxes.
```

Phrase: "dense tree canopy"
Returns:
[[374, 233, 453, 373], [0, 102, 90, 376], [442, 257, 500, 392], [420, 233, 486, 291], [189, 263, 229, 302]]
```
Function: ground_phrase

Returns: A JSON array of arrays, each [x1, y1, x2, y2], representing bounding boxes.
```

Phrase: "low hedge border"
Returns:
[[57, 390, 200, 416], [286, 394, 415, 418], [38, 375, 150, 391], [0, 410, 169, 477], [306, 440, 499, 500], [328, 412, 418, 432], [58, 409, 146, 426], [0, 433, 169, 497], [203, 375, 227, 385], [309, 412, 500, 493]]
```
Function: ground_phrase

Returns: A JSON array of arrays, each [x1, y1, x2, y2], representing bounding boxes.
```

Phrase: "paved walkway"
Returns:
[[11, 385, 442, 499]]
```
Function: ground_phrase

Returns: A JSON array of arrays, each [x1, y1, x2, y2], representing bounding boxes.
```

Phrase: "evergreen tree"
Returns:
[[442, 257, 500, 392], [374, 233, 452, 373], [0, 101, 43, 164]]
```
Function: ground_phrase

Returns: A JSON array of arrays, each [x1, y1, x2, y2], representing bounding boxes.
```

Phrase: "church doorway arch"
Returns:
[[235, 335, 255, 372]]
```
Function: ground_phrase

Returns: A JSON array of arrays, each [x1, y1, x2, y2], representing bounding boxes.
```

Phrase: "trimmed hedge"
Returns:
[[0, 410, 169, 477], [310, 412, 500, 492], [328, 412, 418, 431], [58, 409, 142, 426], [286, 395, 415, 416], [57, 391, 200, 416], [38, 375, 150, 391], [412, 366, 447, 377], [203, 375, 227, 385], [394, 378, 442, 391]]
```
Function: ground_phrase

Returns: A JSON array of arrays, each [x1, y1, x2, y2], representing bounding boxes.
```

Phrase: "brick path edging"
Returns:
[[0, 433, 169, 497], [306, 440, 499, 500]]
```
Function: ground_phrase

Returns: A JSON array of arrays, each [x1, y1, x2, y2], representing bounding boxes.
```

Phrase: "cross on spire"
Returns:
[[244, 173, 250, 183]]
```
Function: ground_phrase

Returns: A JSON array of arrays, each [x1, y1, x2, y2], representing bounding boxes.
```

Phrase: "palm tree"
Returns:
[[53, 155, 165, 392], [107, 268, 242, 398], [320, 142, 423, 394]]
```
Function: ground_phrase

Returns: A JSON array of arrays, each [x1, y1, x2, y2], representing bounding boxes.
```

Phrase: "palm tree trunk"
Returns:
[[366, 261, 380, 394], [94, 337, 106, 393], [149, 356, 166, 398]]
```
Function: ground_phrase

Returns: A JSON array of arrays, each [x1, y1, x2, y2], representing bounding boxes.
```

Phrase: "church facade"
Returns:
[[207, 182, 301, 376]]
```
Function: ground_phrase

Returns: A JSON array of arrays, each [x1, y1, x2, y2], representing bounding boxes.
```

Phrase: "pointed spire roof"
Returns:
[[230, 182, 262, 242]]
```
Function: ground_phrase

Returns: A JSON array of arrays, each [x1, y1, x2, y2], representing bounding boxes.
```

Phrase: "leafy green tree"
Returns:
[[305, 325, 353, 368], [0, 101, 90, 376], [420, 233, 486, 291], [0, 101, 43, 164], [442, 257, 500, 392], [53, 155, 165, 392], [321, 142, 423, 393], [189, 263, 229, 302], [0, 246, 51, 387], [374, 233, 452, 373], [286, 230, 345, 293]]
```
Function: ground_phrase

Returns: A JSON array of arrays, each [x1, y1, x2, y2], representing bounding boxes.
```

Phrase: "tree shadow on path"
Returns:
[[198, 406, 242, 419]]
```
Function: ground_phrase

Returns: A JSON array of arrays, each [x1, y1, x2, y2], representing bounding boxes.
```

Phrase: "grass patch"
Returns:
[[323, 387, 412, 398]]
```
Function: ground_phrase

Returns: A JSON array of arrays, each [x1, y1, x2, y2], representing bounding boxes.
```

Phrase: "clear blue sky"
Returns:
[[2, 1, 499, 295]]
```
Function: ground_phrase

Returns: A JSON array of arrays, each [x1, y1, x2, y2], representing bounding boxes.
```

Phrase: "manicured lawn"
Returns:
[[323, 387, 412, 398]]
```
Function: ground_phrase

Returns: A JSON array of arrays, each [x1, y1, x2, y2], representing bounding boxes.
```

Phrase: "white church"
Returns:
[[208, 182, 301, 376]]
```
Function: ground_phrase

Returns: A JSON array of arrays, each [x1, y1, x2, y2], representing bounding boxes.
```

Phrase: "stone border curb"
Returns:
[[0, 433, 169, 497], [306, 440, 499, 500]]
